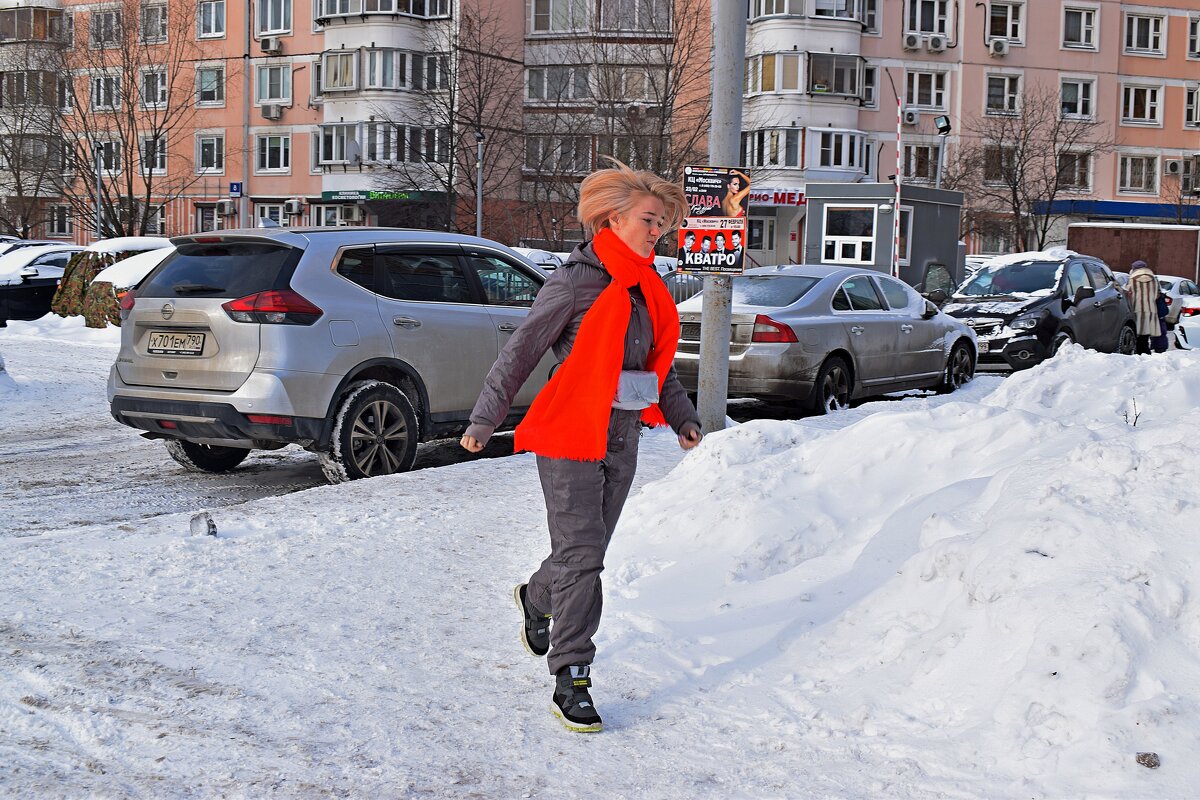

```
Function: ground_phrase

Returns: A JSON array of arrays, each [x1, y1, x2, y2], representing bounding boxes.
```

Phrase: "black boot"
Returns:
[[513, 583, 551, 657], [551, 665, 603, 732]]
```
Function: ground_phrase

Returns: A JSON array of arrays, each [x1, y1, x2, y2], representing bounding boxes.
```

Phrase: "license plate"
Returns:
[[148, 331, 206, 356], [978, 340, 990, 354]]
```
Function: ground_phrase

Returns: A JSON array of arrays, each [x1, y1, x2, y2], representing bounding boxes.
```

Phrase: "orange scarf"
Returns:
[[514, 227, 680, 461]]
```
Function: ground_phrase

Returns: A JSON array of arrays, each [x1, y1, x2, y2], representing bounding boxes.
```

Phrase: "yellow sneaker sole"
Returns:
[[550, 702, 603, 733]]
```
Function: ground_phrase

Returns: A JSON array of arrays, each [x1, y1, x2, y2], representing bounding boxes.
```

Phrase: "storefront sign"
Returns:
[[320, 190, 442, 202], [748, 188, 806, 207], [678, 165, 751, 274]]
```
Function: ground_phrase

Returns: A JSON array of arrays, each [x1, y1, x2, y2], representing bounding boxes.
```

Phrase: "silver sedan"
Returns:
[[672, 265, 978, 413]]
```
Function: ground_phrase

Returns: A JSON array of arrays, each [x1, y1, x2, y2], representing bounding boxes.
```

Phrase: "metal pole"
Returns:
[[242, 0, 251, 229], [935, 136, 946, 189], [94, 145, 102, 240], [697, 0, 746, 435], [475, 132, 484, 238]]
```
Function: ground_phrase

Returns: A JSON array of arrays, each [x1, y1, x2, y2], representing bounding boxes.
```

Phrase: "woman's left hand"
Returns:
[[678, 425, 703, 450]]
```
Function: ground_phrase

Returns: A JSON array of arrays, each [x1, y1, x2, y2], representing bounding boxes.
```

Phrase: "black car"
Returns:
[[941, 250, 1135, 370], [0, 248, 80, 327]]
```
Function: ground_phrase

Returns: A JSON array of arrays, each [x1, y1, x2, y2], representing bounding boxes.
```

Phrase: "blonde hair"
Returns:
[[576, 158, 687, 237]]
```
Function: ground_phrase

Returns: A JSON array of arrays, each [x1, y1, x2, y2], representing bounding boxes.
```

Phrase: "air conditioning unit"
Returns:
[[902, 32, 922, 51], [989, 38, 1010, 56], [902, 108, 920, 126], [1164, 159, 1184, 176], [261, 103, 283, 120], [283, 198, 304, 215], [342, 205, 364, 223], [215, 199, 236, 216], [260, 36, 282, 55], [927, 34, 948, 52]]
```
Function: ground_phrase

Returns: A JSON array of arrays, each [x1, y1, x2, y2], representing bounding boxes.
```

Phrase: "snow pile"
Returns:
[[1, 313, 121, 348], [91, 246, 175, 289], [609, 346, 1200, 797], [86, 236, 172, 255]]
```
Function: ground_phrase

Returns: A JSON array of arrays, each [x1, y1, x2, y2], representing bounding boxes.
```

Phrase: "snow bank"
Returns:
[[91, 246, 175, 289], [610, 346, 1200, 797], [87, 236, 172, 255], [1, 313, 121, 346]]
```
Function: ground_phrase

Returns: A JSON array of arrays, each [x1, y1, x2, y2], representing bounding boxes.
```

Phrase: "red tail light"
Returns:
[[1183, 306, 1200, 317], [118, 289, 135, 320], [751, 314, 798, 343], [1165, 296, 1172, 305], [222, 290, 323, 325], [247, 414, 293, 425]]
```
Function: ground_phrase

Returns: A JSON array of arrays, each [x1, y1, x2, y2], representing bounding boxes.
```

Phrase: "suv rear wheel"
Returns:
[[164, 440, 251, 473], [1117, 325, 1136, 355], [320, 381, 419, 483]]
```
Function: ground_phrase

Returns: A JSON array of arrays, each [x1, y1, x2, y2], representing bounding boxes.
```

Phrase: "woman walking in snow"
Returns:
[[1123, 260, 1162, 355], [460, 161, 702, 732]]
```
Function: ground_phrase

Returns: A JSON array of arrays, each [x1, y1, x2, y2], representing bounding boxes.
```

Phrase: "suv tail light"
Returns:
[[751, 314, 798, 343], [118, 289, 135, 320], [222, 289, 323, 325]]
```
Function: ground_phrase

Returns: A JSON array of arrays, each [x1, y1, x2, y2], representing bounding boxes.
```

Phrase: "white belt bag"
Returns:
[[613, 370, 660, 410]]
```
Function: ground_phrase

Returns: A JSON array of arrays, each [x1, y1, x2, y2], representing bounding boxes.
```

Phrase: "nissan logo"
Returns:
[[161, 303, 175, 320]]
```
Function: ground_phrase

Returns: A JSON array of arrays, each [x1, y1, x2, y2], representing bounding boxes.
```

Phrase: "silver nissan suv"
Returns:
[[108, 228, 554, 482]]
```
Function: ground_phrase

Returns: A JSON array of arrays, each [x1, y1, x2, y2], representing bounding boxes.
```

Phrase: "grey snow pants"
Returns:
[[527, 409, 643, 675]]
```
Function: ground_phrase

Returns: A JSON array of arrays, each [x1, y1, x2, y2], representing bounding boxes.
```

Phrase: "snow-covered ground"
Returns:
[[2, 317, 1199, 798]]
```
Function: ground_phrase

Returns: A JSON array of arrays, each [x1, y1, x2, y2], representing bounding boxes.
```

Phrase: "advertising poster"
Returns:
[[678, 166, 750, 274]]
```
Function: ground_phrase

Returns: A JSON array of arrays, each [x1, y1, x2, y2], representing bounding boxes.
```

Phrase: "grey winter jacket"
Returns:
[[465, 242, 700, 448]]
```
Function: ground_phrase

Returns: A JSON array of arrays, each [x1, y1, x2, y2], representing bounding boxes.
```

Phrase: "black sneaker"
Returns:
[[513, 583, 551, 657], [551, 665, 603, 732]]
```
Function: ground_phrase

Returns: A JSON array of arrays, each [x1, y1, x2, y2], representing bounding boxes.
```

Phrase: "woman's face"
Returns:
[[728, 177, 741, 192], [608, 194, 667, 259]]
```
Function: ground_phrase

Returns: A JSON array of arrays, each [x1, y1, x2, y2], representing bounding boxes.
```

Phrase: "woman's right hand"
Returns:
[[460, 434, 484, 453]]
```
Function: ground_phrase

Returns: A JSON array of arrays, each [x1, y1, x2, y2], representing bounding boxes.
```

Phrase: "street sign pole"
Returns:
[[697, 0, 747, 434]]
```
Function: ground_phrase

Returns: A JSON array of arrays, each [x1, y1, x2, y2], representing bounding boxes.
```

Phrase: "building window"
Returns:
[[1121, 85, 1161, 124], [96, 140, 121, 172], [598, 0, 670, 32], [411, 55, 449, 91], [1118, 155, 1157, 193], [141, 69, 167, 108], [905, 70, 946, 109], [750, 0, 803, 18], [255, 134, 290, 172], [90, 10, 122, 48], [91, 74, 120, 110], [57, 77, 73, 112], [1063, 6, 1097, 49], [862, 65, 877, 107], [527, 66, 590, 102], [197, 67, 224, 104], [808, 54, 861, 97], [1060, 78, 1093, 118], [318, 123, 361, 164], [197, 134, 224, 172], [817, 130, 869, 170], [256, 65, 291, 103], [903, 143, 940, 182], [986, 74, 1019, 114], [822, 206, 875, 265], [862, 0, 879, 32], [1187, 87, 1200, 127], [981, 231, 1013, 255], [905, 0, 949, 34], [531, 0, 586, 32], [989, 1, 1023, 41], [1057, 152, 1090, 190], [321, 52, 357, 91], [983, 145, 1015, 184], [366, 49, 405, 89], [140, 4, 167, 43], [1183, 159, 1195, 194], [195, 205, 223, 232], [256, 0, 291, 34], [364, 122, 402, 162], [814, 0, 863, 21], [596, 65, 663, 102], [198, 0, 225, 37], [525, 135, 590, 173], [256, 204, 284, 225], [140, 135, 166, 174], [48, 205, 72, 237], [747, 218, 775, 251], [1124, 13, 1164, 54], [597, 136, 660, 171], [741, 129, 801, 168], [1190, 17, 1199, 57]]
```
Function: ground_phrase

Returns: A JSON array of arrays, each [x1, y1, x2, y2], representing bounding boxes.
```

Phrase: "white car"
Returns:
[[511, 247, 564, 271], [0, 244, 85, 286], [1176, 294, 1200, 349]]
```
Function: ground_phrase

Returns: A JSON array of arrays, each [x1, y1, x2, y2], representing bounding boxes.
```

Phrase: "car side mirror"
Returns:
[[923, 288, 948, 305], [19, 267, 38, 279], [922, 300, 939, 319], [1072, 285, 1095, 305]]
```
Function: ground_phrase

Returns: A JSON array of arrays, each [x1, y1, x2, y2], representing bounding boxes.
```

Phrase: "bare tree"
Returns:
[[946, 83, 1117, 251], [49, 0, 214, 237], [364, 1, 526, 238], [1162, 161, 1200, 225]]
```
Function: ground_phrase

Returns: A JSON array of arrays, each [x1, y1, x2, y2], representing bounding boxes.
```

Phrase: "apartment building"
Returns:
[[743, 0, 1200, 264]]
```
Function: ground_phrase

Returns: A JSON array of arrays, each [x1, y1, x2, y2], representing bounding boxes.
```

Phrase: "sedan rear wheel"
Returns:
[[320, 381, 419, 483], [808, 356, 851, 415]]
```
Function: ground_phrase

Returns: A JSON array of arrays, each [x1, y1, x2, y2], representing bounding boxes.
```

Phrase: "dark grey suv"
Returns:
[[108, 228, 554, 481]]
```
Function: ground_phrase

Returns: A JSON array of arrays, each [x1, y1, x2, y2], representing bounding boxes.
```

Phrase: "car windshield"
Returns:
[[957, 260, 1060, 297]]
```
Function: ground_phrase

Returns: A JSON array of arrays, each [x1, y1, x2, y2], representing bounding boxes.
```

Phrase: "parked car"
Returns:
[[1158, 276, 1200, 327], [0, 239, 61, 257], [940, 248, 1135, 371], [1113, 271, 1130, 288], [52, 237, 173, 328], [108, 228, 556, 482], [0, 245, 85, 326], [512, 247, 564, 271], [91, 245, 176, 297], [662, 270, 706, 304], [672, 265, 977, 414]]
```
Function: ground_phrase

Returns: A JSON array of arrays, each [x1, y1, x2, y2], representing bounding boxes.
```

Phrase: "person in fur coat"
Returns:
[[1123, 260, 1162, 354]]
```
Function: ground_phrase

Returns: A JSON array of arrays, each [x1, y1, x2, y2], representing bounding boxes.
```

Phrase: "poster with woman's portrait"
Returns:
[[678, 166, 750, 274]]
